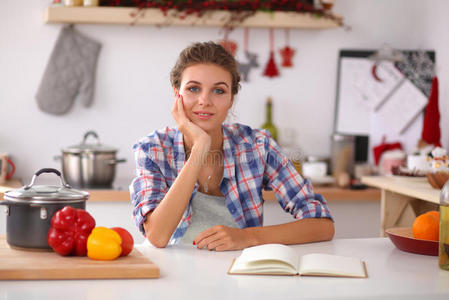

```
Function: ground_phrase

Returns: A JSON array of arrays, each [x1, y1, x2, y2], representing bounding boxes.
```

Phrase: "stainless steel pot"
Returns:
[[0, 168, 89, 249], [58, 131, 126, 188]]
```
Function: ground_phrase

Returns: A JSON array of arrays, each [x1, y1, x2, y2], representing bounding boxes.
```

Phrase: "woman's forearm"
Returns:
[[144, 144, 208, 247], [244, 218, 335, 247]]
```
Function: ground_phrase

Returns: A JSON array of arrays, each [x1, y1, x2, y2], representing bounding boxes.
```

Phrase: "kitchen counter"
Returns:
[[1, 237, 448, 299], [0, 178, 381, 203], [0, 178, 382, 243]]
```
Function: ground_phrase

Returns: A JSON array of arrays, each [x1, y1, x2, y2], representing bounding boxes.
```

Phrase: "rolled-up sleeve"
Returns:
[[129, 143, 168, 236], [262, 132, 333, 221]]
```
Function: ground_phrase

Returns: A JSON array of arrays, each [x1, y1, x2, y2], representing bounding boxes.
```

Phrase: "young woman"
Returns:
[[130, 41, 334, 251]]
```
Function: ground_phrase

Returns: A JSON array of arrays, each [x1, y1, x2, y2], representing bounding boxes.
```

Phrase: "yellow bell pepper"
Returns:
[[87, 227, 122, 260]]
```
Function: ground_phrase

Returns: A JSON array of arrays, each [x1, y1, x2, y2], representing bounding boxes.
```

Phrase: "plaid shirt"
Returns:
[[130, 123, 332, 245]]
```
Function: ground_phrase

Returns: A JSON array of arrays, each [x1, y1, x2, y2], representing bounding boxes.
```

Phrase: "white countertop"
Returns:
[[0, 237, 448, 299]]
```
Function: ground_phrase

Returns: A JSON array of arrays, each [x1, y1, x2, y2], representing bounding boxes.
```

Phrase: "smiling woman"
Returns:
[[129, 41, 334, 251], [177, 64, 233, 134]]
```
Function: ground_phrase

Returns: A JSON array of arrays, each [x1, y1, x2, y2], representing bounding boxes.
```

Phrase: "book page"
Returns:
[[229, 244, 299, 275], [298, 253, 366, 278]]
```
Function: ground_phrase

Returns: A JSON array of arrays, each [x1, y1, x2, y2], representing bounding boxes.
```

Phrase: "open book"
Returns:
[[228, 244, 367, 278]]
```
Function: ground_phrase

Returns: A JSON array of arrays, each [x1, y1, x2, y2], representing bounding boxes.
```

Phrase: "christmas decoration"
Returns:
[[218, 28, 237, 56], [238, 28, 259, 82], [100, 1, 343, 28], [263, 29, 279, 78], [373, 136, 403, 166], [395, 51, 435, 97], [279, 29, 295, 67], [421, 76, 441, 147]]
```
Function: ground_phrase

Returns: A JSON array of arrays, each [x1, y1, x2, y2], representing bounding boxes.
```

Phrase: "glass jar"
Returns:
[[439, 180, 449, 270], [330, 134, 354, 177], [64, 0, 83, 6], [83, 0, 99, 6]]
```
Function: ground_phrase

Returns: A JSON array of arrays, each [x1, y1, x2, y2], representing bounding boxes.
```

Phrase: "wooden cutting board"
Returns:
[[0, 236, 159, 280]]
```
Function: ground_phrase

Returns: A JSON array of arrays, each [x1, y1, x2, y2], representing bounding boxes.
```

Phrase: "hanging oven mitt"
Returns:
[[36, 26, 101, 115]]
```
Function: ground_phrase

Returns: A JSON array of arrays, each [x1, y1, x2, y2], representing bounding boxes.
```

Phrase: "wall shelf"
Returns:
[[44, 6, 342, 29]]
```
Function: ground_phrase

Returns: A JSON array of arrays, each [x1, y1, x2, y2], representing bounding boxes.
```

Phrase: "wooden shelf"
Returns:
[[1, 178, 377, 202], [87, 189, 130, 202], [44, 6, 342, 29], [85, 186, 380, 203]]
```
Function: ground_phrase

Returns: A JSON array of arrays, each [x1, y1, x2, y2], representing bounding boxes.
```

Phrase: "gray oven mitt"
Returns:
[[36, 26, 101, 115]]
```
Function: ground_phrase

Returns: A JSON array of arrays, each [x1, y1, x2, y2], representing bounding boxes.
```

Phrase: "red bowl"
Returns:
[[385, 227, 438, 256]]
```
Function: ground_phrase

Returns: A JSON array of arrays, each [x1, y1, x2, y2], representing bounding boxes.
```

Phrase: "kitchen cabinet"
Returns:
[[44, 6, 342, 29]]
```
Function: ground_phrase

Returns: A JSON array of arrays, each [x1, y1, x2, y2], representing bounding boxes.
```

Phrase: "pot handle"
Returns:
[[24, 168, 72, 190], [106, 159, 127, 165], [0, 200, 10, 216], [30, 204, 48, 220], [82, 130, 100, 145]]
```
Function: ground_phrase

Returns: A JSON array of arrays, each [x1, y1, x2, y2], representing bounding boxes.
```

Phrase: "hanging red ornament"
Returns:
[[218, 28, 237, 56], [279, 29, 296, 67], [263, 29, 280, 78]]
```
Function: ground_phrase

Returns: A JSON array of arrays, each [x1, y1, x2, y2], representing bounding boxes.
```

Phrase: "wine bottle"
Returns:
[[261, 97, 278, 142], [439, 181, 449, 271]]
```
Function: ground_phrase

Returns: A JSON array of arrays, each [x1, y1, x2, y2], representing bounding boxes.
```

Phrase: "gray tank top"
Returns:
[[180, 191, 238, 244]]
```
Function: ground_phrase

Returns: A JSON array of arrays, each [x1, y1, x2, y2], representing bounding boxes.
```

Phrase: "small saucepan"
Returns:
[[56, 131, 126, 189], [0, 168, 89, 249]]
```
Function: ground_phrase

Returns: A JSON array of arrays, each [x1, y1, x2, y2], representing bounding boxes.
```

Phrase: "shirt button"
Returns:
[[230, 209, 236, 214]]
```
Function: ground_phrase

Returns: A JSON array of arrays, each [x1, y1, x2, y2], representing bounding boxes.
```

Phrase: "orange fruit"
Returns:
[[427, 211, 440, 219], [412, 211, 440, 241]]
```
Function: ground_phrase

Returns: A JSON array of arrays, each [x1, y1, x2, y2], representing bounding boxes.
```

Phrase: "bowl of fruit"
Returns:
[[386, 211, 440, 256]]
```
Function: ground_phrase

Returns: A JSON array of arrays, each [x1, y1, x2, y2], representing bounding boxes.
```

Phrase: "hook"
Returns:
[[369, 43, 404, 63]]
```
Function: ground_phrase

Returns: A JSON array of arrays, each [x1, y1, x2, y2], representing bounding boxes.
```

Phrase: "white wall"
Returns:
[[1, 0, 448, 188]]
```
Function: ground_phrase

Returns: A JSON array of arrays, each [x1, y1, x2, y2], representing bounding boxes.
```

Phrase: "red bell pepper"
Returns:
[[47, 206, 96, 256]]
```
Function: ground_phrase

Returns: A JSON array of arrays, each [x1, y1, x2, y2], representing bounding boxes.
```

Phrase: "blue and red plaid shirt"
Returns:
[[130, 123, 332, 245]]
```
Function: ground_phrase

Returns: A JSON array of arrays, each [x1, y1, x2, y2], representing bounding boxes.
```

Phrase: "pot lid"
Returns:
[[63, 130, 117, 154], [4, 168, 89, 204]]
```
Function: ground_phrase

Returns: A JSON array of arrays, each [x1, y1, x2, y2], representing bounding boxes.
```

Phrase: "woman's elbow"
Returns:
[[323, 219, 335, 241], [150, 239, 169, 249], [147, 232, 170, 248]]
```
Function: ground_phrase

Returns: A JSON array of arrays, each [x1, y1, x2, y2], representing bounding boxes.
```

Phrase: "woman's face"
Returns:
[[177, 63, 233, 134]]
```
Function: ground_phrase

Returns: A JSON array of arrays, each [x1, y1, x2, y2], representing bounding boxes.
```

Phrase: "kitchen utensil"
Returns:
[[0, 153, 15, 184], [427, 172, 449, 189], [302, 161, 327, 178], [385, 227, 438, 256], [331, 134, 354, 177], [57, 130, 126, 188], [379, 149, 406, 175], [0, 236, 159, 280], [407, 154, 429, 173], [0, 168, 89, 249]]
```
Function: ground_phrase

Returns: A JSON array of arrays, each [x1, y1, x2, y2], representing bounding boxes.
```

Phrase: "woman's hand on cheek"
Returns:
[[193, 225, 253, 251], [171, 92, 211, 151], [171, 92, 190, 129]]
